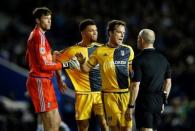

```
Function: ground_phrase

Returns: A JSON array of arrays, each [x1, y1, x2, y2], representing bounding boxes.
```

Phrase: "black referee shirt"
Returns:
[[132, 48, 171, 112]]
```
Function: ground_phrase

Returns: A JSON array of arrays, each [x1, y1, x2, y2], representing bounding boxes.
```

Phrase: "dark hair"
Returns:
[[107, 20, 126, 34], [79, 19, 96, 32], [32, 7, 52, 19]]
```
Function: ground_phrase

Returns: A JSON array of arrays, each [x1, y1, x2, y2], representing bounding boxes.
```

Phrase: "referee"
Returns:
[[125, 29, 172, 131]]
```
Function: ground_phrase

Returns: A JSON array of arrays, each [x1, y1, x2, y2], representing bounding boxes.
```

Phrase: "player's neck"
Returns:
[[107, 41, 120, 48], [37, 25, 46, 34], [79, 40, 92, 47]]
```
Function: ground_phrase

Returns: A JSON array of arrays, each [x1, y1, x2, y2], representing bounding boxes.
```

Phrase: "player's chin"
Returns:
[[47, 27, 51, 30], [91, 38, 97, 42], [46, 25, 51, 30], [117, 40, 123, 45]]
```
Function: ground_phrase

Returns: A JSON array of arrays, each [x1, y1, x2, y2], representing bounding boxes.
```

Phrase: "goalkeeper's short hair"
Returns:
[[33, 7, 52, 19]]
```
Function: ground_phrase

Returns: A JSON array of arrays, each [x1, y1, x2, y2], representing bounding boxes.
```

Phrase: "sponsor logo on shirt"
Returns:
[[48, 102, 51, 108], [114, 61, 126, 65]]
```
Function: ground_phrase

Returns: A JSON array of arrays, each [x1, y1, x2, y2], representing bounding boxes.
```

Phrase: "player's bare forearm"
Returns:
[[129, 82, 140, 106], [56, 70, 62, 81], [56, 70, 63, 88], [56, 70, 68, 94], [125, 81, 139, 121], [128, 64, 134, 79]]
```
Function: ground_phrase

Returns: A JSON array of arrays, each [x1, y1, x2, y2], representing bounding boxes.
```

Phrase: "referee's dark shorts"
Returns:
[[135, 93, 163, 130]]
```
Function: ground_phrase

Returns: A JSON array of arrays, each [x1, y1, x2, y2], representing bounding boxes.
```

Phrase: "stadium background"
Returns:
[[0, 0, 195, 130]]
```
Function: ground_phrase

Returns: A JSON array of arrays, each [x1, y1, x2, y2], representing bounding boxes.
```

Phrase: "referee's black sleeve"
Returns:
[[132, 58, 142, 82], [165, 62, 171, 79]]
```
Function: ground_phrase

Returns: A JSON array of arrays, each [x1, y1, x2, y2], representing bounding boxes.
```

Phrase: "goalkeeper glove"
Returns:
[[62, 56, 80, 70]]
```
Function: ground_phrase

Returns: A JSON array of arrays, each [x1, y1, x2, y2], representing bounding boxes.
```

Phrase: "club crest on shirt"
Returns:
[[47, 102, 51, 108], [40, 47, 46, 54], [121, 50, 125, 56]]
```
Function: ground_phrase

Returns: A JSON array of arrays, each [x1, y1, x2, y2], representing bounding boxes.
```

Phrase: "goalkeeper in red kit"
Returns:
[[25, 7, 79, 131]]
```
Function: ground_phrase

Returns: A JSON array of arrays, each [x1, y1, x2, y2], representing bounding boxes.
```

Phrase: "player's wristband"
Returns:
[[128, 104, 135, 108]]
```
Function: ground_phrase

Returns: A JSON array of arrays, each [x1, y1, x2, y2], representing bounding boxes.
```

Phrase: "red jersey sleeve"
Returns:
[[33, 32, 62, 71], [25, 49, 29, 67]]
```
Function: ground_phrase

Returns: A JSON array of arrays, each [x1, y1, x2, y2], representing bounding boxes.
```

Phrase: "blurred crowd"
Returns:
[[0, 0, 195, 130]]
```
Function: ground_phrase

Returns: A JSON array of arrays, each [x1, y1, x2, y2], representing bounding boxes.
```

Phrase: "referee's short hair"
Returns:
[[79, 19, 96, 32], [107, 20, 126, 35], [33, 7, 52, 19], [139, 29, 155, 44]]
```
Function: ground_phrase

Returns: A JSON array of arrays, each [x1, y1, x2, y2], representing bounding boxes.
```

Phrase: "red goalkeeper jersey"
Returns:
[[25, 26, 62, 78]]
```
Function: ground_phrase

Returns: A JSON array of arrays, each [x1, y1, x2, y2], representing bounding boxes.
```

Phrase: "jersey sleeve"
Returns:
[[128, 46, 134, 65], [132, 57, 142, 82], [33, 33, 62, 71], [56, 47, 73, 62], [25, 48, 29, 67], [165, 62, 171, 79], [87, 48, 98, 68]]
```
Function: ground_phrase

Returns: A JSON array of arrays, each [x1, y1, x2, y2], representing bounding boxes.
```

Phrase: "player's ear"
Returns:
[[81, 31, 85, 38], [36, 18, 40, 24], [141, 37, 145, 47], [108, 31, 112, 36], [81, 31, 84, 35], [141, 37, 145, 44]]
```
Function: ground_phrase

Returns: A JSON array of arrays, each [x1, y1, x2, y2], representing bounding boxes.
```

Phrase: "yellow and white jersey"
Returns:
[[57, 42, 102, 93], [87, 44, 134, 92]]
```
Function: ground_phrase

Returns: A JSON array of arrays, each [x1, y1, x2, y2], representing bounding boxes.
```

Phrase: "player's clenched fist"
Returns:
[[75, 52, 86, 65], [52, 51, 60, 62]]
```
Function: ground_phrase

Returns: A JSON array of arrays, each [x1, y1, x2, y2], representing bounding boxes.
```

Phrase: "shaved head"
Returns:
[[139, 29, 155, 44]]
